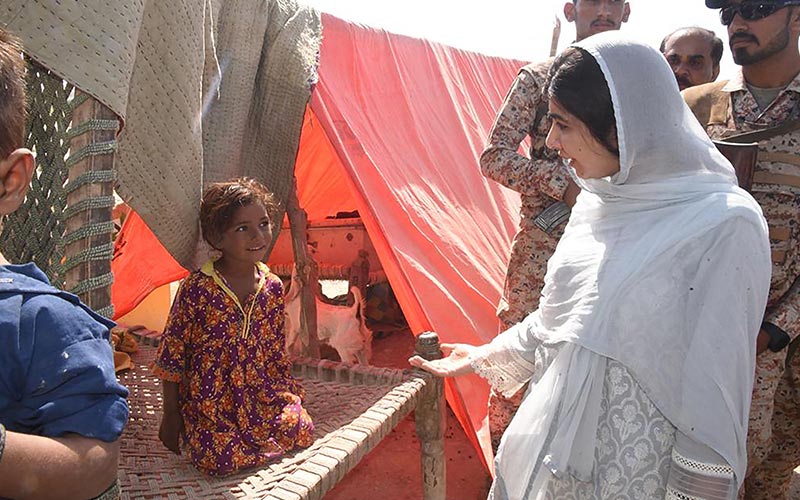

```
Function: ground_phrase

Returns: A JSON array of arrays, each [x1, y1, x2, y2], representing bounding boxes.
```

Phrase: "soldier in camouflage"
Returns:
[[684, 1, 800, 498], [479, 0, 630, 453]]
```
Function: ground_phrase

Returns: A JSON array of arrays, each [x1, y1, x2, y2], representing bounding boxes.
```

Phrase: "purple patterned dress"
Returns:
[[152, 261, 314, 475]]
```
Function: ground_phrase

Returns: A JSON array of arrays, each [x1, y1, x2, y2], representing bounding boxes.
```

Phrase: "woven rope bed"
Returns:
[[118, 335, 445, 500]]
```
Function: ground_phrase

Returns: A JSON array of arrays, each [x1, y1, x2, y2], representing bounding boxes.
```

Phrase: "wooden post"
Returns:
[[64, 91, 118, 314], [286, 175, 320, 357], [347, 249, 370, 306], [414, 331, 446, 500], [549, 15, 561, 57]]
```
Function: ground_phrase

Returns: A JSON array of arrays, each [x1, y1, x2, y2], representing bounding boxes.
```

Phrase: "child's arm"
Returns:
[[0, 431, 118, 499], [158, 380, 183, 454], [151, 277, 194, 454]]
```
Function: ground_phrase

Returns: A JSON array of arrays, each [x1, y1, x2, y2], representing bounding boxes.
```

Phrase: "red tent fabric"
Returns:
[[111, 211, 188, 319], [111, 13, 525, 469]]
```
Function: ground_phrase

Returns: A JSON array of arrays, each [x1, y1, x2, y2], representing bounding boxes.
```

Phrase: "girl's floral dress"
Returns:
[[152, 261, 314, 475]]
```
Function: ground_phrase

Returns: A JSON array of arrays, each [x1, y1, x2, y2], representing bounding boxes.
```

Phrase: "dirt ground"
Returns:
[[323, 327, 492, 500], [321, 326, 800, 500]]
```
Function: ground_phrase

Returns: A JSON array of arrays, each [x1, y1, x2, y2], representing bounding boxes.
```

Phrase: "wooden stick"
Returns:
[[414, 331, 446, 500], [286, 175, 320, 357], [550, 15, 561, 57]]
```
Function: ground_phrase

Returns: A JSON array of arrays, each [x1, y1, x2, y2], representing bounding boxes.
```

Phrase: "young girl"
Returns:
[[152, 177, 314, 476]]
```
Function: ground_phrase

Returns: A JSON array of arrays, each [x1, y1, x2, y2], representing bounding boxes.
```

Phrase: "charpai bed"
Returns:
[[117, 334, 445, 500]]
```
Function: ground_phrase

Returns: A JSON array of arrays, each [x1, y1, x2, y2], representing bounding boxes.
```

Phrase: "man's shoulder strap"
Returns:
[[683, 80, 730, 128]]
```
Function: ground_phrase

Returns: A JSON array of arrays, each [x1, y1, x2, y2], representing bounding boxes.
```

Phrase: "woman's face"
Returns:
[[545, 98, 620, 179]]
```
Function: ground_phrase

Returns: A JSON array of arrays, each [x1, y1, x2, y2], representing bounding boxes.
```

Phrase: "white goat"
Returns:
[[284, 272, 372, 364]]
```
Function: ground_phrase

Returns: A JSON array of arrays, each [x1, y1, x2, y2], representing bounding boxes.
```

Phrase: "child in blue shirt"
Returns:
[[0, 29, 128, 499]]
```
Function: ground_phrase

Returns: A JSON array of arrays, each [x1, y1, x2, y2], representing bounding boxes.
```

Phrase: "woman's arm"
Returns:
[[666, 432, 736, 500], [409, 321, 558, 397], [0, 431, 118, 500], [408, 343, 477, 377]]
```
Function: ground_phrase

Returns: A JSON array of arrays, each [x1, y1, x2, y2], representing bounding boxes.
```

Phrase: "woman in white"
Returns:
[[410, 33, 772, 500]]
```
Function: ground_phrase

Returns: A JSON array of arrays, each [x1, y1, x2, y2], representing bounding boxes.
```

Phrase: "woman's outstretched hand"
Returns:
[[408, 343, 478, 377]]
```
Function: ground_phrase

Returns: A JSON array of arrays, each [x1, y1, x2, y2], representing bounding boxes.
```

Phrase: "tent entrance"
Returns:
[[270, 216, 384, 283], [269, 214, 408, 358]]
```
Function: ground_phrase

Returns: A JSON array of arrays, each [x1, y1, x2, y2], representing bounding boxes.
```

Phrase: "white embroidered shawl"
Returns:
[[477, 33, 772, 498]]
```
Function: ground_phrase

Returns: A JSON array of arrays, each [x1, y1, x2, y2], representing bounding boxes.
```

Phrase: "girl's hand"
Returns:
[[158, 411, 184, 455], [408, 343, 478, 378]]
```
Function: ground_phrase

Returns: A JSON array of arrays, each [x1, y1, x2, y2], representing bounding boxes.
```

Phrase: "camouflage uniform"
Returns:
[[479, 61, 571, 452], [685, 70, 800, 499], [746, 344, 800, 500]]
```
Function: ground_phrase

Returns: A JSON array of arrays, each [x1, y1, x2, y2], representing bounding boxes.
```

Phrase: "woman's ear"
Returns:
[[0, 148, 34, 216]]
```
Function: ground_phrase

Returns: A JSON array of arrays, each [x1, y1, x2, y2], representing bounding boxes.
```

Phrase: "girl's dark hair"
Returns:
[[545, 47, 619, 156], [200, 177, 278, 247]]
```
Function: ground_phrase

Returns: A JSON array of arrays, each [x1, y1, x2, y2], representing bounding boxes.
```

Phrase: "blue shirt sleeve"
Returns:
[[3, 293, 129, 442]]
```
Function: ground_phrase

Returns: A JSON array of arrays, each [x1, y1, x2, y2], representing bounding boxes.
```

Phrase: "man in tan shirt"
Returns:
[[683, 1, 800, 497]]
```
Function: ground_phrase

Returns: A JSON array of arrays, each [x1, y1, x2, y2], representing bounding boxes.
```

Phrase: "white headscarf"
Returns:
[[492, 32, 772, 497]]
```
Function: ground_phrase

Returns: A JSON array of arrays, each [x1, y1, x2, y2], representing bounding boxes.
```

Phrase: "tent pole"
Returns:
[[286, 175, 320, 358], [64, 91, 118, 317]]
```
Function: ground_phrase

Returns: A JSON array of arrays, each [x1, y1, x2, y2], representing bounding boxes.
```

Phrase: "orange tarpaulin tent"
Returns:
[[111, 13, 525, 469]]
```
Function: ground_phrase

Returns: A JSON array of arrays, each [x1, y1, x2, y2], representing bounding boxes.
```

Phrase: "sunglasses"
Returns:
[[720, 1, 800, 25]]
